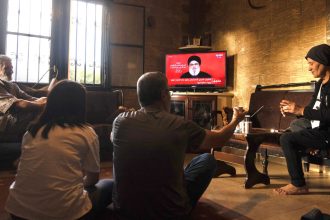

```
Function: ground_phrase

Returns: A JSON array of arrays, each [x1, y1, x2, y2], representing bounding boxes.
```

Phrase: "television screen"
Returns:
[[165, 51, 226, 91]]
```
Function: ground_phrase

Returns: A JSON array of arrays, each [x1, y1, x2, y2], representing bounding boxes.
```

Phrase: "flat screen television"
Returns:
[[165, 51, 227, 91]]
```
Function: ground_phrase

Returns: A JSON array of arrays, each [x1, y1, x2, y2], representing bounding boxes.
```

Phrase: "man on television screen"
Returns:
[[180, 55, 212, 78]]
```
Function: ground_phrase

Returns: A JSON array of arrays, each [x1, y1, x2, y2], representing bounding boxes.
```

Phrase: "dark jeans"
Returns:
[[81, 178, 114, 219], [280, 119, 330, 187], [0, 142, 21, 170], [184, 153, 217, 208], [10, 215, 25, 220]]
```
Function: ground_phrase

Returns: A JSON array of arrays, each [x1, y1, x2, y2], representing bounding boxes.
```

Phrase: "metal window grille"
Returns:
[[6, 0, 52, 83], [69, 0, 102, 85]]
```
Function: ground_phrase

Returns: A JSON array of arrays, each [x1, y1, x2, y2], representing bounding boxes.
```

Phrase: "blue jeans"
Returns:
[[83, 178, 114, 219], [184, 153, 217, 208]]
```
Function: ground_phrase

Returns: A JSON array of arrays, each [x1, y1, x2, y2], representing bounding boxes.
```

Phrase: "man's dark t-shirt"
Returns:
[[111, 107, 206, 219]]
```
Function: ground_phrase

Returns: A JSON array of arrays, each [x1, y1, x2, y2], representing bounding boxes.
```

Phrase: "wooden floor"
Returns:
[[1, 154, 330, 220]]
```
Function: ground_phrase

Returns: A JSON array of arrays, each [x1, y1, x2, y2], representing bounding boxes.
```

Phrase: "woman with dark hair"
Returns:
[[5, 80, 113, 220]]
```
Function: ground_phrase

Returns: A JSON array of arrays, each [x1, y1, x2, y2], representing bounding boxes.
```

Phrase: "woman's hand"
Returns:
[[280, 99, 304, 116]]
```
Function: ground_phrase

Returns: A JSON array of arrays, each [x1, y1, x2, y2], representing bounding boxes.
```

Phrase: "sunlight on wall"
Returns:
[[210, 0, 327, 109]]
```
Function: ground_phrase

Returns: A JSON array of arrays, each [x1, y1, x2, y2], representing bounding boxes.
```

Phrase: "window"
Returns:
[[2, 0, 144, 88], [69, 0, 103, 85], [6, 0, 52, 83]]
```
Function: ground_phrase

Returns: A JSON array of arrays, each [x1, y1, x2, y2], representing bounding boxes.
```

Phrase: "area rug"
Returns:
[[0, 165, 113, 220], [0, 165, 250, 220]]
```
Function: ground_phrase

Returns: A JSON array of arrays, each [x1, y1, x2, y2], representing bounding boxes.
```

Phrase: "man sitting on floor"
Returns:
[[111, 71, 246, 219]]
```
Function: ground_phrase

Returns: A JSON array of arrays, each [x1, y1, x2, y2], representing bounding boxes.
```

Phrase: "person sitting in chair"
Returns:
[[274, 44, 330, 195], [0, 55, 49, 141]]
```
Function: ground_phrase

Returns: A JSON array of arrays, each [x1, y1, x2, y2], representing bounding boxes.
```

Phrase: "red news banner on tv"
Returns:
[[165, 51, 226, 87]]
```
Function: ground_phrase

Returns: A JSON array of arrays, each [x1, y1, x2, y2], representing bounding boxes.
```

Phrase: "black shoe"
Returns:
[[213, 160, 236, 177]]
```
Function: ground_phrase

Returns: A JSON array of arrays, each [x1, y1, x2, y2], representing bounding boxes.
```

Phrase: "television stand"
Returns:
[[213, 89, 226, 93], [170, 92, 234, 128]]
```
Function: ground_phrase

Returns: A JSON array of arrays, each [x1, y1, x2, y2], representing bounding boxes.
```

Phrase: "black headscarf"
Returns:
[[188, 55, 201, 65], [305, 44, 330, 66]]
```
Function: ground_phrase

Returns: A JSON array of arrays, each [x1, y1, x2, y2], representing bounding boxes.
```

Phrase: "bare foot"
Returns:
[[273, 184, 309, 195]]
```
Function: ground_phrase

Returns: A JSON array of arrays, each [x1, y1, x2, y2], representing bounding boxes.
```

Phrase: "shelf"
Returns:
[[178, 45, 212, 52]]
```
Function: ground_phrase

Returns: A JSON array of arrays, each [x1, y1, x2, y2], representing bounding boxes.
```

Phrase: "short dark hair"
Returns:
[[137, 72, 168, 107], [28, 80, 87, 138], [188, 55, 201, 65]]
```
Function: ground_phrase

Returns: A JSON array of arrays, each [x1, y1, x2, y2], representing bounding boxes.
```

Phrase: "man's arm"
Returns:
[[11, 82, 39, 101], [279, 81, 319, 117], [13, 97, 46, 112], [32, 77, 58, 93], [15, 78, 58, 99], [280, 98, 330, 122], [198, 107, 246, 151]]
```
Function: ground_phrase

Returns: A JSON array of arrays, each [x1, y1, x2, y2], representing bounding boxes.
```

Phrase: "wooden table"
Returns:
[[233, 128, 283, 189]]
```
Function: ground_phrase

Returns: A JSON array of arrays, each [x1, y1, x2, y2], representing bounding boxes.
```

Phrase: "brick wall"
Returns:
[[204, 0, 327, 108], [113, 0, 328, 110]]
